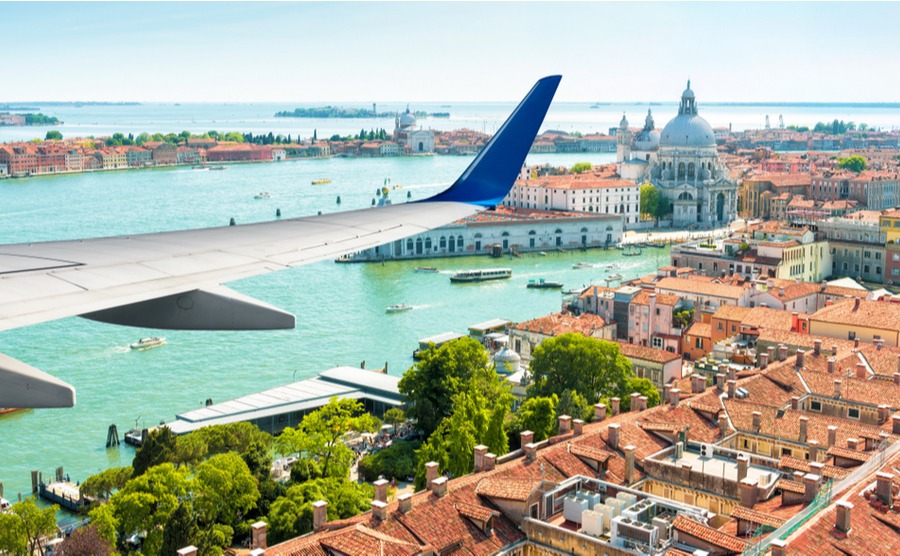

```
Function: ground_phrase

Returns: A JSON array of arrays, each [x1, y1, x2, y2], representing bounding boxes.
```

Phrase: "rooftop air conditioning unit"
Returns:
[[699, 443, 713, 458]]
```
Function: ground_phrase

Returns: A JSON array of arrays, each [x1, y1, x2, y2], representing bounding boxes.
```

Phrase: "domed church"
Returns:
[[617, 82, 738, 228]]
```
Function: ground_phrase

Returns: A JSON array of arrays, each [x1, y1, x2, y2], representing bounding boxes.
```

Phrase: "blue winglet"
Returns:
[[421, 75, 561, 208]]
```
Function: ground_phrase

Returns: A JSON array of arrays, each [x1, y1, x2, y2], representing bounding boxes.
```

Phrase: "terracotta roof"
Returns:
[[779, 456, 851, 480], [631, 289, 682, 307], [672, 515, 748, 553], [811, 298, 900, 332], [616, 341, 682, 364], [455, 501, 496, 523], [821, 285, 869, 299], [569, 442, 611, 463], [801, 368, 900, 407], [512, 312, 608, 336], [475, 478, 540, 501], [712, 305, 753, 322], [656, 277, 747, 300], [776, 478, 806, 494], [730, 505, 787, 528], [825, 446, 871, 463], [742, 307, 800, 331]]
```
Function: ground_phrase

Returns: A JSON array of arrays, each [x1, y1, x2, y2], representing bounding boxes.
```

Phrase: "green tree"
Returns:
[[132, 426, 177, 476], [570, 162, 592, 174], [276, 397, 380, 479], [136, 132, 151, 145], [383, 407, 406, 430], [193, 421, 274, 457], [86, 503, 118, 544], [192, 452, 260, 530], [838, 155, 866, 173], [399, 336, 490, 436], [267, 478, 373, 543], [618, 377, 661, 412], [640, 183, 659, 219], [0, 498, 59, 556], [358, 440, 421, 482], [556, 388, 592, 422], [242, 438, 273, 482], [223, 131, 244, 142], [45, 130, 63, 141], [160, 502, 199, 556], [513, 395, 557, 442], [672, 308, 695, 328], [81, 466, 133, 500], [656, 194, 672, 218], [527, 333, 633, 403]]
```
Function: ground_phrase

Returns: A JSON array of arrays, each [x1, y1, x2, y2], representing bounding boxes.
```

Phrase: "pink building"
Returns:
[[627, 290, 684, 353]]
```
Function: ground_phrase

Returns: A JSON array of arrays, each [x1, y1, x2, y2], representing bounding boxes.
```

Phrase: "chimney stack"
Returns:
[[739, 477, 758, 508], [834, 379, 842, 398], [313, 500, 328, 530], [374, 479, 389, 502], [876, 472, 895, 506], [778, 344, 788, 361], [398, 492, 413, 513], [835, 501, 853, 534], [759, 352, 769, 369], [594, 403, 607, 422], [630, 393, 641, 412], [680, 462, 692, 483], [611, 397, 621, 416], [737, 454, 749, 481], [691, 374, 706, 394], [814, 339, 821, 356], [855, 363, 867, 379], [771, 539, 788, 556], [796, 349, 805, 369], [669, 388, 681, 408], [808, 440, 820, 462], [624, 445, 636, 484], [251, 521, 267, 551], [799, 416, 809, 444], [831, 344, 838, 356], [847, 438, 861, 451], [877, 405, 890, 424], [520, 430, 534, 448], [828, 357, 836, 374], [431, 476, 448, 498], [474, 445, 488, 472], [525, 443, 538, 462], [827, 425, 837, 447], [484, 453, 496, 471], [371, 500, 389, 520], [727, 380, 737, 399], [803, 473, 821, 503], [558, 415, 572, 434], [638, 396, 648, 411], [718, 413, 729, 436], [573, 419, 584, 436], [716, 373, 726, 392], [767, 346, 776, 364], [608, 423, 620, 451], [790, 396, 799, 411], [752, 411, 762, 432], [893, 414, 900, 435], [894, 372, 900, 386], [425, 461, 439, 491]]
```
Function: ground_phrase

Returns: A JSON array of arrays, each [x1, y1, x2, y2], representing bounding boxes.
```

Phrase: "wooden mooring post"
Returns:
[[107, 424, 120, 447]]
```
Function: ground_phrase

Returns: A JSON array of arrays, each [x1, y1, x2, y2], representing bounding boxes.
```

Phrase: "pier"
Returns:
[[166, 367, 404, 436]]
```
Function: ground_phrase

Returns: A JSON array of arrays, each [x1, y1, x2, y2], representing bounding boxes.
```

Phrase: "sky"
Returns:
[[2, 1, 899, 103]]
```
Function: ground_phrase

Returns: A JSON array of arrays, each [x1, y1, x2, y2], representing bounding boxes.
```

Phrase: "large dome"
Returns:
[[659, 81, 716, 148], [399, 108, 417, 128]]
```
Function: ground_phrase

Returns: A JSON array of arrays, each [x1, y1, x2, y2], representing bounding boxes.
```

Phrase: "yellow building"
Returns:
[[808, 298, 900, 346]]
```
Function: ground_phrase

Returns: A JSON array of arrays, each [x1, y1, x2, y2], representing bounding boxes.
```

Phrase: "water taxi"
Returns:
[[606, 273, 623, 281], [449, 268, 512, 283], [311, 178, 332, 185], [527, 278, 563, 289], [130, 337, 166, 350], [573, 262, 594, 269], [414, 267, 440, 273], [209, 165, 228, 171], [385, 304, 414, 314], [254, 192, 271, 200]]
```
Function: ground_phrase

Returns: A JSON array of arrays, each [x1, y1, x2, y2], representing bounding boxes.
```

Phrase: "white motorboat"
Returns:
[[386, 304, 414, 314], [130, 337, 166, 350], [254, 192, 271, 200]]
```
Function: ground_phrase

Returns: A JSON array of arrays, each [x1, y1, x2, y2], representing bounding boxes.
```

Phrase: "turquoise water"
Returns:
[[0, 151, 678, 501]]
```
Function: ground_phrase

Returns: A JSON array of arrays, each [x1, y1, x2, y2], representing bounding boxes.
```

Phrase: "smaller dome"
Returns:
[[619, 113, 628, 129], [493, 346, 521, 374], [633, 129, 660, 151], [682, 79, 694, 99]]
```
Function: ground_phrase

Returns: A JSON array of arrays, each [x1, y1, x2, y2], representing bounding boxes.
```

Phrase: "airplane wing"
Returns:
[[0, 75, 561, 409]]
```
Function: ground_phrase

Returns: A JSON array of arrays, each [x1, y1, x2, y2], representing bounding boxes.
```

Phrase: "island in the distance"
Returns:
[[275, 106, 449, 119], [0, 113, 62, 126]]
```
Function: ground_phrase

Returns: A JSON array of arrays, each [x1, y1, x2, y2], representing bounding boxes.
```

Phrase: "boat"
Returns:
[[311, 178, 332, 185], [0, 407, 24, 417], [606, 273, 623, 281], [414, 267, 440, 273], [254, 192, 271, 200], [209, 165, 228, 171], [449, 268, 512, 283], [605, 263, 620, 270], [527, 278, 563, 289], [573, 262, 594, 269], [192, 164, 209, 170], [538, 251, 548, 256], [622, 246, 642, 257], [130, 337, 166, 350], [563, 286, 586, 295], [385, 304, 414, 314], [0, 497, 10, 511]]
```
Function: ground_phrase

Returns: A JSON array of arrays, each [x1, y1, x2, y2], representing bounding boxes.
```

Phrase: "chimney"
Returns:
[[739, 477, 758, 508], [771, 539, 788, 556], [484, 453, 496, 471], [624, 445, 636, 484], [854, 338, 860, 348], [799, 416, 809, 444], [831, 344, 838, 356], [796, 349, 805, 369], [373, 479, 389, 502], [680, 462, 692, 483], [834, 379, 842, 398], [638, 396, 648, 412], [759, 352, 769, 369], [855, 363, 867, 379], [474, 445, 488, 472], [431, 476, 448, 498], [894, 372, 900, 386], [525, 443, 538, 462], [425, 461, 439, 491], [724, 364, 735, 382], [727, 379, 737, 399], [177, 548, 198, 556], [876, 472, 895, 506], [312, 500, 328, 531], [251, 521, 267, 551], [520, 430, 534, 449], [778, 344, 788, 361], [835, 501, 853, 534], [669, 388, 681, 408], [875, 338, 885, 351], [814, 339, 822, 356], [790, 396, 799, 411], [877, 405, 890, 424], [767, 346, 776, 364], [808, 440, 820, 462], [573, 419, 584, 436], [610, 397, 621, 416], [630, 392, 641, 412], [828, 357, 836, 374], [847, 438, 861, 451], [608, 423, 620, 451], [803, 473, 821, 503], [371, 500, 389, 520], [594, 403, 607, 421], [737, 454, 749, 482], [853, 297, 860, 311], [718, 413, 729, 436], [398, 492, 413, 513], [893, 414, 900, 435], [752, 411, 762, 432], [691, 374, 706, 394], [716, 373, 726, 392], [827, 425, 837, 447], [558, 415, 572, 434]]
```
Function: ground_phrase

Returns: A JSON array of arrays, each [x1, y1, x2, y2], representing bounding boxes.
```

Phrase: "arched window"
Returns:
[[457, 235, 463, 249], [528, 230, 536, 236], [501, 231, 510, 237], [555, 229, 563, 234], [425, 237, 432, 250], [581, 227, 589, 233], [688, 162, 695, 178], [439, 236, 447, 249], [406, 238, 413, 252], [678, 162, 686, 178]]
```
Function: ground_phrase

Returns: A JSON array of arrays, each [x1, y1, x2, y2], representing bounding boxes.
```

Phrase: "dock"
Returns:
[[166, 367, 404, 436], [38, 480, 91, 511]]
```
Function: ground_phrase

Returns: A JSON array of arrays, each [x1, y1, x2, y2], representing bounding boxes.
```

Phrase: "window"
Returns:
[[652, 337, 663, 349], [782, 447, 792, 457], [848, 331, 856, 340], [848, 407, 860, 420], [718, 322, 723, 331], [810, 400, 822, 412], [695, 337, 704, 349]]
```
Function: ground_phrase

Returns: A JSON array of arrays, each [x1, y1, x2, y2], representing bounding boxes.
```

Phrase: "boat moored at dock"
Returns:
[[449, 268, 512, 283]]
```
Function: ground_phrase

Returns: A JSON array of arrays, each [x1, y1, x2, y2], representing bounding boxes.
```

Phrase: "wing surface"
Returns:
[[0, 75, 561, 408]]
